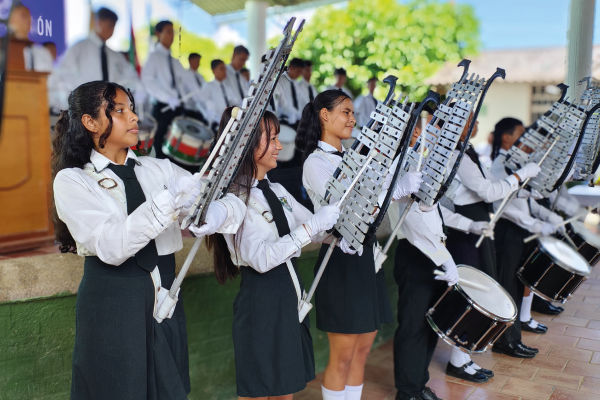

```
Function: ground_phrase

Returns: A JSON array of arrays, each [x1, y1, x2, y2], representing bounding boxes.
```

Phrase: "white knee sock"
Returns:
[[322, 386, 345, 400], [449, 347, 477, 374], [520, 293, 533, 323], [345, 384, 363, 400]]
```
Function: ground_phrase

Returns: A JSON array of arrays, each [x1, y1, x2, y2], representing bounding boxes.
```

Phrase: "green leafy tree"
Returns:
[[286, 0, 480, 100]]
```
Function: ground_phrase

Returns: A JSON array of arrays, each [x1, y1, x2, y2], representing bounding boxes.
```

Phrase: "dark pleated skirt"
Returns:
[[314, 239, 393, 334], [233, 260, 315, 397], [70, 254, 190, 400], [445, 201, 497, 279]]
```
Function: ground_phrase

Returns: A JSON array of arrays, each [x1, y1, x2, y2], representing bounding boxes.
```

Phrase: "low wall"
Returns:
[[0, 237, 399, 400]]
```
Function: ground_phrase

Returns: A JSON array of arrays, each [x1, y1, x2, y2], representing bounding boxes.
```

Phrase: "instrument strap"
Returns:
[[83, 165, 128, 215], [246, 196, 304, 309]]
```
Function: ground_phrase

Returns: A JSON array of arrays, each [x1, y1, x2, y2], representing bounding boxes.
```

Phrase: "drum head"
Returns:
[[571, 221, 600, 250], [538, 236, 591, 275], [457, 265, 517, 319], [175, 117, 213, 141]]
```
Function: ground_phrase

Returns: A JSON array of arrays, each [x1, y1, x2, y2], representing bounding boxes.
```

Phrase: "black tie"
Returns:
[[168, 54, 181, 98], [256, 180, 290, 236], [331, 151, 344, 157], [235, 71, 245, 100], [437, 204, 449, 236], [465, 143, 486, 176], [270, 96, 276, 112], [101, 43, 108, 81], [290, 79, 298, 110], [107, 159, 158, 272], [28, 45, 35, 70], [372, 96, 377, 108], [308, 85, 314, 102], [220, 82, 231, 106], [194, 74, 202, 88]]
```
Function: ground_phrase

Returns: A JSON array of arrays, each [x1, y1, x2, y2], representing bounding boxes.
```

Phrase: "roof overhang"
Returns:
[[190, 0, 319, 15]]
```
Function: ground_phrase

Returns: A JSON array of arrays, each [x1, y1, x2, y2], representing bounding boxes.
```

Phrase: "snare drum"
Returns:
[[518, 236, 591, 303], [427, 266, 516, 354], [162, 117, 214, 166], [565, 221, 600, 265], [130, 115, 157, 155], [278, 124, 297, 162]]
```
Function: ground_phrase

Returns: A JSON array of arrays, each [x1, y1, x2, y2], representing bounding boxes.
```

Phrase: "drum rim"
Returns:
[[425, 312, 501, 355], [570, 221, 600, 250], [516, 270, 570, 304], [172, 115, 214, 141], [454, 265, 518, 321], [537, 236, 592, 275]]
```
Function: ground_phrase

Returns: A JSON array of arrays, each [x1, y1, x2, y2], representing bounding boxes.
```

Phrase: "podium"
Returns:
[[0, 69, 53, 253]]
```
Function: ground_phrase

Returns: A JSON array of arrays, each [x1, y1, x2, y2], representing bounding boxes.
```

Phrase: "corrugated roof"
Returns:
[[426, 46, 600, 85], [191, 0, 317, 15]]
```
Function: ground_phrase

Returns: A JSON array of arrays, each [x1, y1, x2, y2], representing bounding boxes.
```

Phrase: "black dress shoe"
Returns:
[[467, 360, 494, 377], [421, 387, 444, 400], [446, 362, 489, 383], [532, 297, 563, 315], [521, 319, 548, 334], [395, 391, 422, 400], [492, 342, 536, 358], [518, 341, 539, 353]]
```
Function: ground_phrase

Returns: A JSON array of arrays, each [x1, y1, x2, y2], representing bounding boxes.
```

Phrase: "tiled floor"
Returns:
[[298, 269, 600, 400]]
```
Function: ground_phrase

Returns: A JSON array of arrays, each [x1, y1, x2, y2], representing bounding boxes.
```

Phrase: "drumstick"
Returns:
[[433, 270, 490, 292], [523, 212, 587, 243], [161, 88, 204, 113], [476, 137, 560, 248], [417, 111, 428, 170]]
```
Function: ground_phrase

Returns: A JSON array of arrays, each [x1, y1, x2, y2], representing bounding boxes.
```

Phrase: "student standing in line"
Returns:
[[51, 81, 246, 399], [354, 78, 379, 129], [297, 60, 318, 107], [203, 59, 238, 132], [207, 107, 350, 399], [224, 45, 251, 105], [326, 68, 353, 100], [296, 90, 422, 400]]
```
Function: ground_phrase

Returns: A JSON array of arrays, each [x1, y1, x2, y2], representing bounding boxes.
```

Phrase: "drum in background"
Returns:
[[163, 116, 214, 166], [426, 266, 517, 354], [278, 124, 297, 162], [130, 115, 157, 156], [565, 221, 600, 265], [518, 236, 591, 303]]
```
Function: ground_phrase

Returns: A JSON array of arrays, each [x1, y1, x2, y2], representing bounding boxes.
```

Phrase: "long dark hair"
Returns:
[[206, 107, 280, 284], [491, 117, 523, 160], [51, 81, 135, 253], [295, 89, 351, 162]]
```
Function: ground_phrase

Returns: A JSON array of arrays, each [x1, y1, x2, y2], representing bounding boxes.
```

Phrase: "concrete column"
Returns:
[[245, 0, 268, 80], [565, 0, 596, 101]]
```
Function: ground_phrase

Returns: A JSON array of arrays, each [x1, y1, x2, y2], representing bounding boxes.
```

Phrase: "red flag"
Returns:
[[128, 12, 140, 75]]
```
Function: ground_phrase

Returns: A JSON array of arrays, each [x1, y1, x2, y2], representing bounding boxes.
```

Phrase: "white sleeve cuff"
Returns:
[[150, 186, 180, 229], [290, 224, 312, 249], [505, 174, 519, 189]]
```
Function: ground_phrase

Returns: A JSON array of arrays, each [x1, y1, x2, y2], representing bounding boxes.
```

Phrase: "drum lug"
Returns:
[[453, 335, 468, 346]]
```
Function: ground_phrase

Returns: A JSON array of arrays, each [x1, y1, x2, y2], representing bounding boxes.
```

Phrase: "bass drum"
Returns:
[[163, 116, 214, 166], [518, 236, 591, 303], [278, 124, 297, 162], [426, 266, 517, 354], [130, 114, 157, 156], [565, 221, 600, 265]]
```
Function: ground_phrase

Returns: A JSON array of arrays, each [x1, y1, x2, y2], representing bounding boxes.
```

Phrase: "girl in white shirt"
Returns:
[[207, 108, 345, 399], [296, 90, 422, 400], [52, 81, 245, 399]]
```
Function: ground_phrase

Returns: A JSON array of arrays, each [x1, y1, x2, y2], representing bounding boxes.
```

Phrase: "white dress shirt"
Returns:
[[354, 93, 378, 128], [49, 32, 144, 110], [141, 43, 195, 105], [297, 77, 317, 108], [326, 85, 353, 100], [276, 72, 303, 125], [202, 79, 238, 125], [182, 68, 208, 113], [223, 178, 327, 273], [490, 149, 556, 232], [224, 64, 249, 106], [54, 149, 245, 266], [23, 43, 53, 72], [447, 148, 519, 206]]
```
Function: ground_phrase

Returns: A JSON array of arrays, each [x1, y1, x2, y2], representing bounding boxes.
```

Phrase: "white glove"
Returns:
[[533, 222, 557, 236], [435, 259, 460, 286], [168, 175, 201, 210], [393, 171, 423, 200], [530, 189, 544, 200], [305, 203, 341, 235], [468, 221, 491, 236], [419, 202, 437, 212], [338, 237, 363, 256], [546, 212, 566, 234], [573, 166, 585, 181], [515, 163, 541, 181], [167, 97, 180, 111], [188, 201, 228, 237]]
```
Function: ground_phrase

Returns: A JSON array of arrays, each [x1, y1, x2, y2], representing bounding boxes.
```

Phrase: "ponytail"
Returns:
[[295, 89, 351, 162], [491, 117, 523, 161]]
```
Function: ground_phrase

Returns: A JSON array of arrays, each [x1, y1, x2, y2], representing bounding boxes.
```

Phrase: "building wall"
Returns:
[[470, 82, 532, 147], [0, 246, 399, 400]]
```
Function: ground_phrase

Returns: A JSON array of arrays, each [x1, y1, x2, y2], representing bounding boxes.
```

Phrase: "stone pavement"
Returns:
[[297, 268, 600, 400]]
